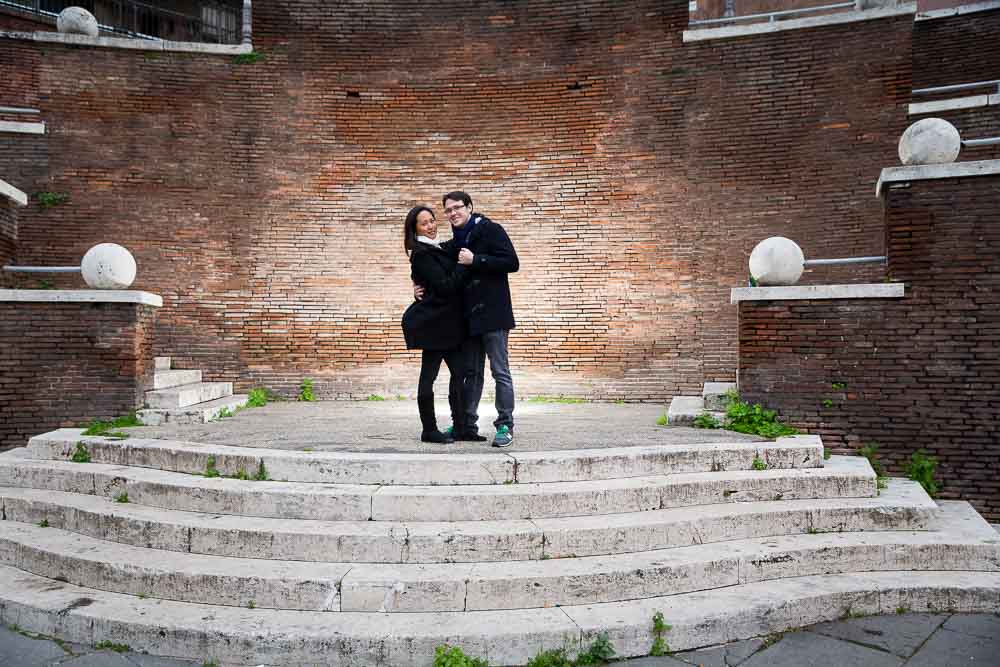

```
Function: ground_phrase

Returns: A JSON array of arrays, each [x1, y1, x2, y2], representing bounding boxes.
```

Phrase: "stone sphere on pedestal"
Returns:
[[898, 118, 961, 165], [749, 237, 805, 286], [57, 7, 99, 37], [81, 243, 137, 289]]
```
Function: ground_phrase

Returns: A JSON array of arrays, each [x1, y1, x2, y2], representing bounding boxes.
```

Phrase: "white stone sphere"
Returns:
[[81, 243, 137, 289], [898, 118, 961, 166], [749, 237, 805, 286], [57, 7, 99, 37]]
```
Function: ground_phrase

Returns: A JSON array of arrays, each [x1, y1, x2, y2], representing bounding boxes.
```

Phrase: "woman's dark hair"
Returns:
[[442, 191, 473, 209], [404, 205, 435, 256]]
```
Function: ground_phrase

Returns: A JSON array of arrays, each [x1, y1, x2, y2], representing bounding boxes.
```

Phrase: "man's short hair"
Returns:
[[442, 191, 473, 208]]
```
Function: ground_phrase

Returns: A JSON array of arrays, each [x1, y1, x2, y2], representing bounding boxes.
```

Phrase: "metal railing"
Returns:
[[911, 79, 1000, 97], [963, 137, 1000, 147], [0, 0, 244, 43], [690, 1, 855, 26]]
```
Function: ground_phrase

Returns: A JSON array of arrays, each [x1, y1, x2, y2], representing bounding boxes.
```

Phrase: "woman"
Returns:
[[401, 205, 468, 443]]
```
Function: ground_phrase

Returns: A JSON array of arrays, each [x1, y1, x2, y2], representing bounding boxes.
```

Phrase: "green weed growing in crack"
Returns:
[[366, 394, 386, 401], [752, 455, 767, 471], [203, 660, 220, 667], [693, 412, 721, 429], [247, 600, 256, 609], [95, 640, 131, 653], [649, 611, 671, 656], [114, 492, 129, 503], [38, 518, 49, 528], [656, 414, 669, 427], [298, 378, 315, 402], [906, 449, 940, 497], [82, 412, 141, 437], [253, 460, 269, 481], [214, 407, 233, 420], [760, 631, 784, 649], [432, 644, 488, 667], [247, 388, 269, 408], [71, 442, 91, 463], [230, 468, 251, 481], [576, 632, 615, 665], [822, 398, 834, 409], [203, 456, 220, 478], [896, 605, 910, 615], [824, 447, 832, 460]]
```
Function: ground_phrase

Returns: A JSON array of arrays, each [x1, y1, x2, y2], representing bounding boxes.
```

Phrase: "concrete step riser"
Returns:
[[152, 370, 202, 390], [0, 565, 996, 666], [145, 382, 232, 409], [153, 357, 171, 370], [1, 515, 994, 613], [0, 486, 935, 564], [26, 431, 823, 485], [9, 455, 875, 522]]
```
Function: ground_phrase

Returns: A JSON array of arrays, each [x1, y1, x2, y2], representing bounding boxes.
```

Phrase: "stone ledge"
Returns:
[[683, 4, 915, 43], [0, 178, 27, 207], [916, 0, 1000, 20], [0, 120, 45, 134], [731, 283, 905, 303], [0, 289, 162, 307], [876, 159, 1000, 196], [0, 29, 252, 55], [908, 94, 997, 116]]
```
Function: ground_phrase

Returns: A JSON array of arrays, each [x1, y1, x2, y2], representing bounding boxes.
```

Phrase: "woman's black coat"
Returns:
[[402, 243, 467, 350]]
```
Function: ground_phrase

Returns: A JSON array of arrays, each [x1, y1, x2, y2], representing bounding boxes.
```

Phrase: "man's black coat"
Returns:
[[444, 214, 519, 337]]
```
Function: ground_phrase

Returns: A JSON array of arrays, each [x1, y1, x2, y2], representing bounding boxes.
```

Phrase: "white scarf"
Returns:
[[416, 235, 441, 248]]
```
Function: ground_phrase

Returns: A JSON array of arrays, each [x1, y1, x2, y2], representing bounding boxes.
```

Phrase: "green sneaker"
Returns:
[[492, 425, 513, 448]]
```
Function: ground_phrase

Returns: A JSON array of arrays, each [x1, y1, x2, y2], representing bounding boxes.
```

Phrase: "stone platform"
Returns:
[[0, 401, 996, 666]]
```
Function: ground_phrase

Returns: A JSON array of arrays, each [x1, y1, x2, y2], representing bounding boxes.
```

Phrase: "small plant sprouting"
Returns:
[[203, 456, 221, 478], [721, 390, 798, 438], [822, 398, 834, 409], [234, 50, 264, 65], [576, 632, 615, 665], [95, 640, 131, 653], [366, 394, 386, 402], [896, 605, 910, 615], [71, 442, 91, 463], [36, 279, 55, 289], [82, 413, 142, 437], [526, 395, 586, 404], [656, 414, 669, 427], [114, 492, 129, 503], [35, 191, 69, 209], [692, 413, 721, 429], [752, 455, 767, 471], [230, 468, 251, 481], [823, 447, 832, 460], [807, 527, 819, 534], [38, 518, 50, 528], [299, 378, 315, 402], [649, 611, 671, 656], [432, 644, 488, 667], [858, 443, 885, 477], [247, 388, 269, 408], [247, 600, 256, 609], [253, 460, 268, 481], [137, 591, 148, 599], [831, 382, 847, 390], [203, 660, 220, 667], [906, 449, 940, 497], [215, 407, 233, 420]]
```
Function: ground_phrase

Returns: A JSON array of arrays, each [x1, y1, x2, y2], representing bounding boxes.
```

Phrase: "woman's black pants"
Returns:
[[417, 346, 466, 433]]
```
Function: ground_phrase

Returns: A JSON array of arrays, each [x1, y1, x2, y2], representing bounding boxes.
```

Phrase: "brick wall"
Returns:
[[738, 174, 1000, 520], [0, 300, 157, 450], [912, 8, 1000, 88], [0, 8, 54, 31], [0, 200, 15, 287], [0, 1, 911, 400]]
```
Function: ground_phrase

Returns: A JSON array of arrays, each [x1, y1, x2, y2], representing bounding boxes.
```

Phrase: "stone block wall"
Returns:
[[0, 299, 157, 450], [0, 1, 912, 400], [738, 173, 1000, 520]]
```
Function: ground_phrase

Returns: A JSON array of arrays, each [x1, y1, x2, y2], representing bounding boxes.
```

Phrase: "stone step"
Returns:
[[154, 356, 171, 370], [144, 381, 232, 409], [151, 369, 202, 390], [9, 450, 876, 522], [0, 564, 995, 665], [136, 394, 249, 426], [0, 502, 986, 614], [25, 429, 824, 486], [667, 396, 723, 426], [0, 480, 932, 563], [703, 382, 736, 411]]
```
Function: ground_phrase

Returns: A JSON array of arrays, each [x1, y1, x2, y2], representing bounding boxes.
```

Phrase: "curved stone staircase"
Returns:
[[0, 429, 997, 666]]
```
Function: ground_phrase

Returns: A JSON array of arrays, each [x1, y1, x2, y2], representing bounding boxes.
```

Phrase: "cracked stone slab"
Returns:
[[742, 630, 903, 666], [806, 613, 946, 657]]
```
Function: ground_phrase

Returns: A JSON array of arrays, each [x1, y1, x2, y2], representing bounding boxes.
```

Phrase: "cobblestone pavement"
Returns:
[[3, 612, 998, 666]]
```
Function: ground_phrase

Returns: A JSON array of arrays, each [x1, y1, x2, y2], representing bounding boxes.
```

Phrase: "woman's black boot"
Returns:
[[418, 395, 453, 443]]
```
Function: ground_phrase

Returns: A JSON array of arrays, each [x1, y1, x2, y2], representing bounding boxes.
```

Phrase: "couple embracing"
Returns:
[[402, 191, 518, 448]]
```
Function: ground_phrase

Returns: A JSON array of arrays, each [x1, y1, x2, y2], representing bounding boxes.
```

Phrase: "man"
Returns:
[[430, 191, 519, 447]]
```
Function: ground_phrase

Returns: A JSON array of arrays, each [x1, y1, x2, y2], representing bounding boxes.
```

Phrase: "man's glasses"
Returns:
[[444, 204, 467, 215]]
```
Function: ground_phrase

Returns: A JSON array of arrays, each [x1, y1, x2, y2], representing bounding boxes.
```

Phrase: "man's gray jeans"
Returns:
[[463, 329, 514, 432]]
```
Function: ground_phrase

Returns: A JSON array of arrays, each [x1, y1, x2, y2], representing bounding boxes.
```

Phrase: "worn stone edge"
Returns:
[[908, 94, 995, 116], [0, 178, 27, 207], [0, 29, 253, 55], [731, 283, 905, 303], [876, 158, 1000, 196], [0, 289, 163, 307], [682, 4, 916, 43], [0, 120, 45, 134]]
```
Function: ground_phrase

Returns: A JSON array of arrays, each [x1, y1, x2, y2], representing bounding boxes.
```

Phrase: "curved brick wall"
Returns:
[[0, 1, 912, 399]]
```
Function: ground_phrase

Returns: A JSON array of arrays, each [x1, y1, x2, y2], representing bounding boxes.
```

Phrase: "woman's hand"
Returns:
[[458, 248, 474, 265]]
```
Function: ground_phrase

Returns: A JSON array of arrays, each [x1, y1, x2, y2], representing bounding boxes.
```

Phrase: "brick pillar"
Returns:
[[0, 290, 161, 450]]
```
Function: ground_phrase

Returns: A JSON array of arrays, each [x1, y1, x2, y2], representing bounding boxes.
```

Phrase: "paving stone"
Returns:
[[124, 654, 200, 666], [674, 637, 765, 666], [905, 627, 1000, 667], [618, 655, 690, 666], [807, 612, 946, 657], [56, 651, 135, 666], [741, 631, 902, 667], [942, 612, 1000, 639], [0, 625, 68, 666]]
